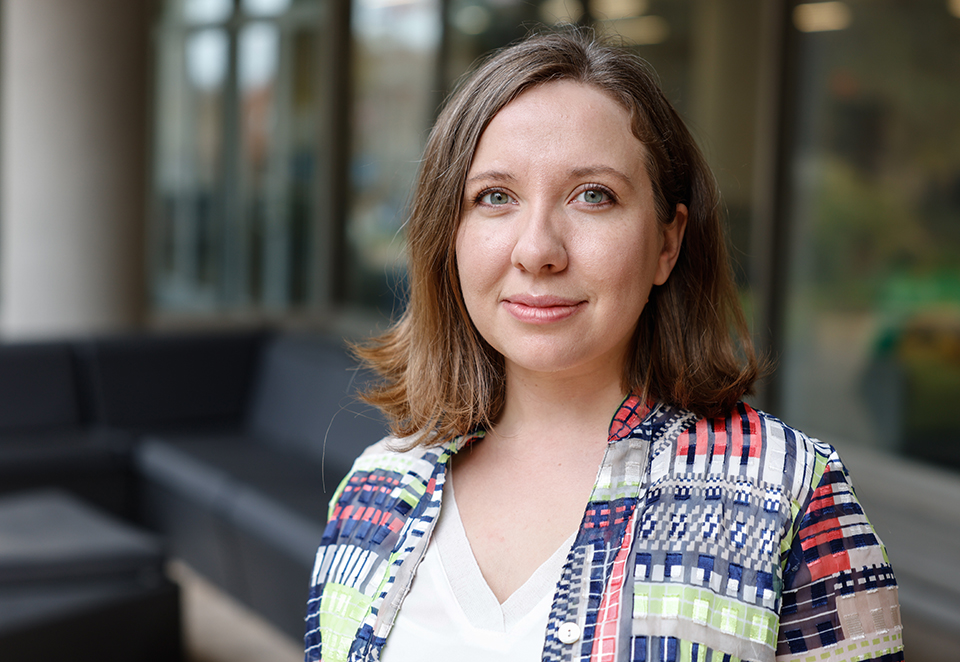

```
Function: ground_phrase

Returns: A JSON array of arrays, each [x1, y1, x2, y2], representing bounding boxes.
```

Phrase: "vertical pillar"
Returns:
[[0, 0, 152, 338]]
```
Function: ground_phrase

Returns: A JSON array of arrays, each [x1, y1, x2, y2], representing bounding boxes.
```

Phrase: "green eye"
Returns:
[[481, 191, 512, 205], [578, 189, 610, 204]]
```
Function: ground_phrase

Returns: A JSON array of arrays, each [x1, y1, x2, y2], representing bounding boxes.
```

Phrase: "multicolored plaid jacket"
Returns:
[[304, 397, 903, 662]]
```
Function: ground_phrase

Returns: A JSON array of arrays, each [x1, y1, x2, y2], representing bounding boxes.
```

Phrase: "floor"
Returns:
[[168, 561, 302, 662]]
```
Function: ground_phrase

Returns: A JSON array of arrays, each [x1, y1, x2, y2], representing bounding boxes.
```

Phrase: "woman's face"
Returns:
[[455, 80, 686, 384]]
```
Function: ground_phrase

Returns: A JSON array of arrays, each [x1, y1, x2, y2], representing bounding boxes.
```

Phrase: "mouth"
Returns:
[[501, 294, 586, 324]]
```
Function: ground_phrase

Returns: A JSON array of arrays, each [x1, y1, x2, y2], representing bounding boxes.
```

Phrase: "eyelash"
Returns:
[[574, 184, 617, 206], [470, 184, 618, 207], [473, 187, 514, 207]]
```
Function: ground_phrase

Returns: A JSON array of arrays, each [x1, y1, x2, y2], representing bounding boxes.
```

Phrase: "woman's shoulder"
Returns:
[[655, 401, 841, 501], [324, 433, 454, 523], [677, 401, 833, 456], [351, 433, 452, 466], [333, 433, 457, 494]]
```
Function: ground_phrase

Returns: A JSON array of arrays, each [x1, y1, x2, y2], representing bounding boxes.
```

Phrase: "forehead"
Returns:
[[468, 80, 645, 177], [491, 80, 632, 134]]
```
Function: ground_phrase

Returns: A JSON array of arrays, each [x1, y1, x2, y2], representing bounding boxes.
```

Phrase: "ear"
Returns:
[[653, 203, 688, 286]]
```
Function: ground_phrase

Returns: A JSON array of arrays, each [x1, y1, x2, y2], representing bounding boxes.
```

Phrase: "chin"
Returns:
[[503, 347, 593, 375]]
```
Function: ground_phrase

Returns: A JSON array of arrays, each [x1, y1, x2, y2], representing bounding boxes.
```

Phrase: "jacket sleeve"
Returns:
[[776, 447, 903, 662], [304, 444, 384, 662]]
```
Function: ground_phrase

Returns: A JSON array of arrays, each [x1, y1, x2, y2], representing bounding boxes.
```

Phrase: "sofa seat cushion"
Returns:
[[0, 430, 136, 518], [0, 490, 164, 586], [0, 491, 181, 662]]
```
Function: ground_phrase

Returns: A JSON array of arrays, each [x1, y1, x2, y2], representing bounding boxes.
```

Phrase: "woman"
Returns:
[[305, 30, 903, 662]]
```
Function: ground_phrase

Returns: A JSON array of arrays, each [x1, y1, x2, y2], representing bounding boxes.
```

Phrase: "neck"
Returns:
[[490, 362, 628, 455]]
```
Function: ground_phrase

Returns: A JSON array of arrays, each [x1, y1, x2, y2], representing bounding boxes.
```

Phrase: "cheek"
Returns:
[[591, 237, 663, 314], [455, 223, 508, 292], [455, 228, 488, 319], [454, 229, 475, 289]]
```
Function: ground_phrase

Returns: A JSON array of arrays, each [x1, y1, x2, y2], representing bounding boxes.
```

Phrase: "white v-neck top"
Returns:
[[379, 478, 575, 661]]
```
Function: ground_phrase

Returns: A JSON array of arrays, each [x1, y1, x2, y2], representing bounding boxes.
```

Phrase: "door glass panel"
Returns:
[[780, 0, 960, 466], [184, 0, 233, 23], [151, 0, 323, 313], [345, 0, 442, 313], [152, 25, 228, 309]]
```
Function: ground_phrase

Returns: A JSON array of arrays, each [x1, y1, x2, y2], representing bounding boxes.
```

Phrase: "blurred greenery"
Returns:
[[803, 0, 960, 311], [784, 0, 960, 461]]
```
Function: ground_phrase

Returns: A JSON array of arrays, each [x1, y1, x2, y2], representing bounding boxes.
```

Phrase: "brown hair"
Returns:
[[356, 28, 759, 444]]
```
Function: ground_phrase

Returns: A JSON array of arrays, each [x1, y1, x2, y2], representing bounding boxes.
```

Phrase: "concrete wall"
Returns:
[[0, 0, 152, 338]]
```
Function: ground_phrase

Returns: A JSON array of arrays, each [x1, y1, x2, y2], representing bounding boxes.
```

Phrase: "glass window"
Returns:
[[242, 0, 293, 17], [185, 0, 233, 23], [345, 0, 443, 314], [150, 0, 323, 313], [780, 0, 960, 466], [152, 19, 229, 309]]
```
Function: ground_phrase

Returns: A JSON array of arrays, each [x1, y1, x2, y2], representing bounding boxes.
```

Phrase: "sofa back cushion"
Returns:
[[76, 331, 265, 430], [0, 342, 79, 431], [247, 334, 387, 467]]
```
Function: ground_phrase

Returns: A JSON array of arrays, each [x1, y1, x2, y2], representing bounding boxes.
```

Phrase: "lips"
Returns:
[[501, 294, 585, 324]]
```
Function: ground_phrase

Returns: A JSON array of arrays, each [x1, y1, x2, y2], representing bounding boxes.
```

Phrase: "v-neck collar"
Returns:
[[433, 474, 576, 632]]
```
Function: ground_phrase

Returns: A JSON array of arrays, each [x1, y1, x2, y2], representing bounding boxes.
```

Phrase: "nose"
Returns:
[[510, 204, 568, 274]]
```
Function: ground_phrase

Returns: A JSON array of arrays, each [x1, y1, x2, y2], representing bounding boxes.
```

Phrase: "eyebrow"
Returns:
[[464, 170, 515, 186], [464, 165, 636, 189], [569, 165, 635, 188]]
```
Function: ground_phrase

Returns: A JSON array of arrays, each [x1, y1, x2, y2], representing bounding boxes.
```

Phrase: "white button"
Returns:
[[558, 622, 580, 644]]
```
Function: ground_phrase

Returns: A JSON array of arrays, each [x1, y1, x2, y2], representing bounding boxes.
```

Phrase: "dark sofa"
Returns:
[[0, 341, 135, 519], [0, 330, 388, 641]]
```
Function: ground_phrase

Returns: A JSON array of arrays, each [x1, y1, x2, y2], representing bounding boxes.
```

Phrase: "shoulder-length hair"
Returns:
[[356, 28, 760, 445]]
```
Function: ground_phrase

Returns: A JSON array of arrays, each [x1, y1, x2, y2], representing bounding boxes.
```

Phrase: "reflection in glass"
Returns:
[[781, 0, 960, 467], [242, 0, 294, 17], [792, 1, 853, 33], [238, 20, 286, 306], [346, 0, 443, 312], [539, 0, 583, 25], [151, 0, 322, 312], [184, 0, 232, 24], [152, 25, 227, 308], [186, 28, 228, 90], [239, 22, 280, 89]]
